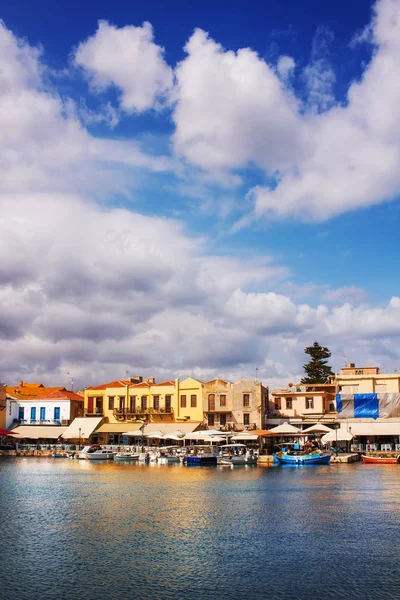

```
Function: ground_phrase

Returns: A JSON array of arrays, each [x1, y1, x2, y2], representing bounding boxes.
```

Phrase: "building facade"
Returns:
[[203, 378, 268, 430], [16, 390, 84, 426], [268, 383, 337, 428]]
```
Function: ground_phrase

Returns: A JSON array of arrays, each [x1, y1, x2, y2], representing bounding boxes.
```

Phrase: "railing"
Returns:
[[85, 410, 104, 417], [113, 407, 173, 418], [18, 419, 62, 425]]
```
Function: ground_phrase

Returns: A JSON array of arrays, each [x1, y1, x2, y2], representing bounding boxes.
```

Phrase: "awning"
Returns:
[[342, 422, 400, 436], [61, 417, 102, 439], [231, 433, 259, 441], [124, 422, 202, 436], [11, 426, 66, 440], [95, 423, 134, 434]]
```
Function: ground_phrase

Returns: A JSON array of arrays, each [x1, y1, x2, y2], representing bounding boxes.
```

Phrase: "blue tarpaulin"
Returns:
[[353, 394, 379, 420]]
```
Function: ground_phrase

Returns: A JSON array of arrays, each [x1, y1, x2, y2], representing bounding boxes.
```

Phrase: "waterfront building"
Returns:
[[82, 376, 206, 444], [268, 383, 336, 428], [333, 363, 400, 451], [9, 389, 84, 443], [203, 378, 268, 430]]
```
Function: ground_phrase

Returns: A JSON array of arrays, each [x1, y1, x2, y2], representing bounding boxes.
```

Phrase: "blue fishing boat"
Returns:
[[183, 445, 218, 466], [274, 448, 331, 465]]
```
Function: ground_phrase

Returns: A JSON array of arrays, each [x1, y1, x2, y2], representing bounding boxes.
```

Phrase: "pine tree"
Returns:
[[301, 342, 334, 384]]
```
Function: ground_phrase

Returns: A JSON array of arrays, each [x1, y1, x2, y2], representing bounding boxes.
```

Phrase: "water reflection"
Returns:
[[0, 458, 399, 600]]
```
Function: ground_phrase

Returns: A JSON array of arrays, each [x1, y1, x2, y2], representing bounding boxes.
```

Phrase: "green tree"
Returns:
[[301, 342, 334, 384]]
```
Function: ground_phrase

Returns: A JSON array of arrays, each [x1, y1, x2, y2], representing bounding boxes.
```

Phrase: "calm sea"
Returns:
[[0, 458, 399, 600]]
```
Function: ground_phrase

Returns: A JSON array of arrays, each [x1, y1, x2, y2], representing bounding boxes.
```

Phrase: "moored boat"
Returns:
[[83, 444, 115, 460], [361, 454, 399, 464], [275, 447, 331, 465], [115, 451, 140, 461], [184, 445, 218, 465], [218, 444, 258, 466]]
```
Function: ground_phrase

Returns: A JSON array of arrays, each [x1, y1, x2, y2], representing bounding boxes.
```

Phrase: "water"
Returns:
[[0, 459, 399, 600]]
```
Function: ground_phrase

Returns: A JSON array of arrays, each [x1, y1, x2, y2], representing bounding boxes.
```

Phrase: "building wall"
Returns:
[[336, 375, 400, 394], [0, 384, 6, 429], [176, 378, 204, 422], [269, 384, 336, 424], [17, 399, 72, 424], [5, 397, 19, 429]]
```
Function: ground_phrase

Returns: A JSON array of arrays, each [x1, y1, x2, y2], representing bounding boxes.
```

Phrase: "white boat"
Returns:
[[80, 444, 115, 460], [157, 446, 182, 464], [218, 444, 258, 466], [115, 451, 140, 461]]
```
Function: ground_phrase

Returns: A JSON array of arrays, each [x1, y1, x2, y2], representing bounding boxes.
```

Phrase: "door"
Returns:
[[40, 407, 46, 421], [220, 413, 227, 427], [18, 407, 24, 422], [30, 407, 36, 422], [88, 397, 94, 414], [54, 407, 60, 422]]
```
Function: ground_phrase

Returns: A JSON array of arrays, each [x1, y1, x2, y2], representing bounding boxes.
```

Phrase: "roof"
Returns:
[[61, 417, 103, 439], [6, 383, 66, 400], [86, 379, 130, 390], [17, 390, 84, 402], [10, 426, 66, 439], [129, 380, 175, 389]]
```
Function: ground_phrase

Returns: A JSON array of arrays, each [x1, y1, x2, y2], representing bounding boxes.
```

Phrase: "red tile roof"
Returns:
[[86, 380, 130, 390], [39, 390, 84, 402], [7, 384, 66, 399]]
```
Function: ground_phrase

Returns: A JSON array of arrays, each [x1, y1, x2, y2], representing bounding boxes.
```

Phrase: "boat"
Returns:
[[82, 444, 115, 460], [361, 454, 400, 464], [184, 445, 218, 465], [218, 444, 258, 466], [114, 451, 140, 461], [274, 445, 331, 465], [157, 446, 182, 464]]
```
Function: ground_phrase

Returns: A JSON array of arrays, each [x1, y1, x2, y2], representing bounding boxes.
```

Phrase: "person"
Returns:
[[366, 439, 371, 451]]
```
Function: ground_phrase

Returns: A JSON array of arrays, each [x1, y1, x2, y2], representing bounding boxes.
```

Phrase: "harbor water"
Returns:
[[0, 459, 399, 600]]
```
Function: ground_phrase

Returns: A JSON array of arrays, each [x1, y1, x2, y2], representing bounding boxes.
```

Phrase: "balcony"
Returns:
[[18, 419, 63, 425], [85, 410, 104, 417], [113, 407, 173, 420]]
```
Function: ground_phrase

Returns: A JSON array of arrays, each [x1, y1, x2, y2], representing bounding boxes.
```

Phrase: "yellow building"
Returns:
[[0, 383, 6, 430], [334, 363, 400, 393]]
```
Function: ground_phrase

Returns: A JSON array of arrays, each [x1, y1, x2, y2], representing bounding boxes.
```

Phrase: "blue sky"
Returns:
[[1, 0, 400, 387]]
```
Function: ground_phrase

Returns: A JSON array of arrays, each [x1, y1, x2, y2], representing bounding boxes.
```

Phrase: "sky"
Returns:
[[1, 0, 400, 389]]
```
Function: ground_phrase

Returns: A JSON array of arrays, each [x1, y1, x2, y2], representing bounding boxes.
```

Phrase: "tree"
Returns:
[[301, 342, 334, 384]]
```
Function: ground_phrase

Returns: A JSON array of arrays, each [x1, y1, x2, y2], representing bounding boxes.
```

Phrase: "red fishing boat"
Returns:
[[361, 454, 399, 464]]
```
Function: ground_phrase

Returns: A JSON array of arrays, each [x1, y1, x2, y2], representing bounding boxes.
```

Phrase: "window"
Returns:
[[54, 407, 60, 421], [243, 413, 250, 425], [30, 407, 36, 421], [165, 395, 171, 411], [306, 397, 314, 410], [95, 398, 103, 414], [329, 403, 335, 412], [119, 396, 125, 411], [108, 396, 115, 411], [375, 383, 387, 393], [129, 396, 136, 412], [190, 395, 197, 408], [153, 395, 160, 411], [208, 394, 215, 411], [220, 413, 227, 426], [40, 407, 46, 421], [180, 395, 187, 408], [286, 398, 292, 410], [341, 385, 359, 394], [141, 396, 147, 410], [243, 394, 250, 407], [274, 398, 281, 410], [355, 369, 364, 375], [18, 407, 24, 421], [208, 414, 215, 426], [219, 394, 226, 407]]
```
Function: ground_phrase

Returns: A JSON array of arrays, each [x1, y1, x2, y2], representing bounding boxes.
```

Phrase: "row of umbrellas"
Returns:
[[122, 429, 259, 441]]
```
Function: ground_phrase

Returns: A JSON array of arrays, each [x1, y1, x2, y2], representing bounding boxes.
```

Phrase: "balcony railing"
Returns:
[[113, 407, 173, 419], [19, 419, 62, 425], [85, 410, 104, 417]]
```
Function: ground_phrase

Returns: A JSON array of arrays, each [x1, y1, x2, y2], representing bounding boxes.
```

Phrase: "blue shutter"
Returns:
[[40, 407, 46, 421], [54, 407, 60, 422], [30, 407, 36, 421]]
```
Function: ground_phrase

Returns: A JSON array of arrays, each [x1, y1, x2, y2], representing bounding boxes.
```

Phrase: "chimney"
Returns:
[[19, 380, 23, 387], [348, 363, 355, 368]]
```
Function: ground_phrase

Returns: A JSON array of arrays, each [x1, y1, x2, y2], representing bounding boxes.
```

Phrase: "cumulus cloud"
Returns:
[[75, 20, 173, 113]]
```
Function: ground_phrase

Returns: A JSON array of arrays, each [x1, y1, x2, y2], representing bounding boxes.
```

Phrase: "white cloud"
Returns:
[[277, 55, 295, 80], [172, 28, 305, 173], [75, 20, 173, 113]]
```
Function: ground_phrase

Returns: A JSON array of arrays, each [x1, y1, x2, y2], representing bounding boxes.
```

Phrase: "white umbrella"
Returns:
[[144, 431, 164, 439], [268, 423, 302, 434], [164, 434, 184, 442], [184, 431, 215, 440], [123, 430, 143, 436], [321, 430, 353, 443], [164, 430, 185, 439], [302, 424, 333, 434]]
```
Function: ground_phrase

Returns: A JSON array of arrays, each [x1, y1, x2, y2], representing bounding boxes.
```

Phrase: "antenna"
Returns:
[[67, 372, 79, 392], [255, 367, 259, 382], [343, 353, 347, 367]]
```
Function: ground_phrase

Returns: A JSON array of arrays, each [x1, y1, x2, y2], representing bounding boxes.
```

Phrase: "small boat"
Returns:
[[82, 444, 115, 460], [184, 445, 218, 466], [157, 446, 182, 464], [361, 454, 400, 464], [274, 445, 331, 465], [115, 451, 140, 461], [218, 444, 258, 466]]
